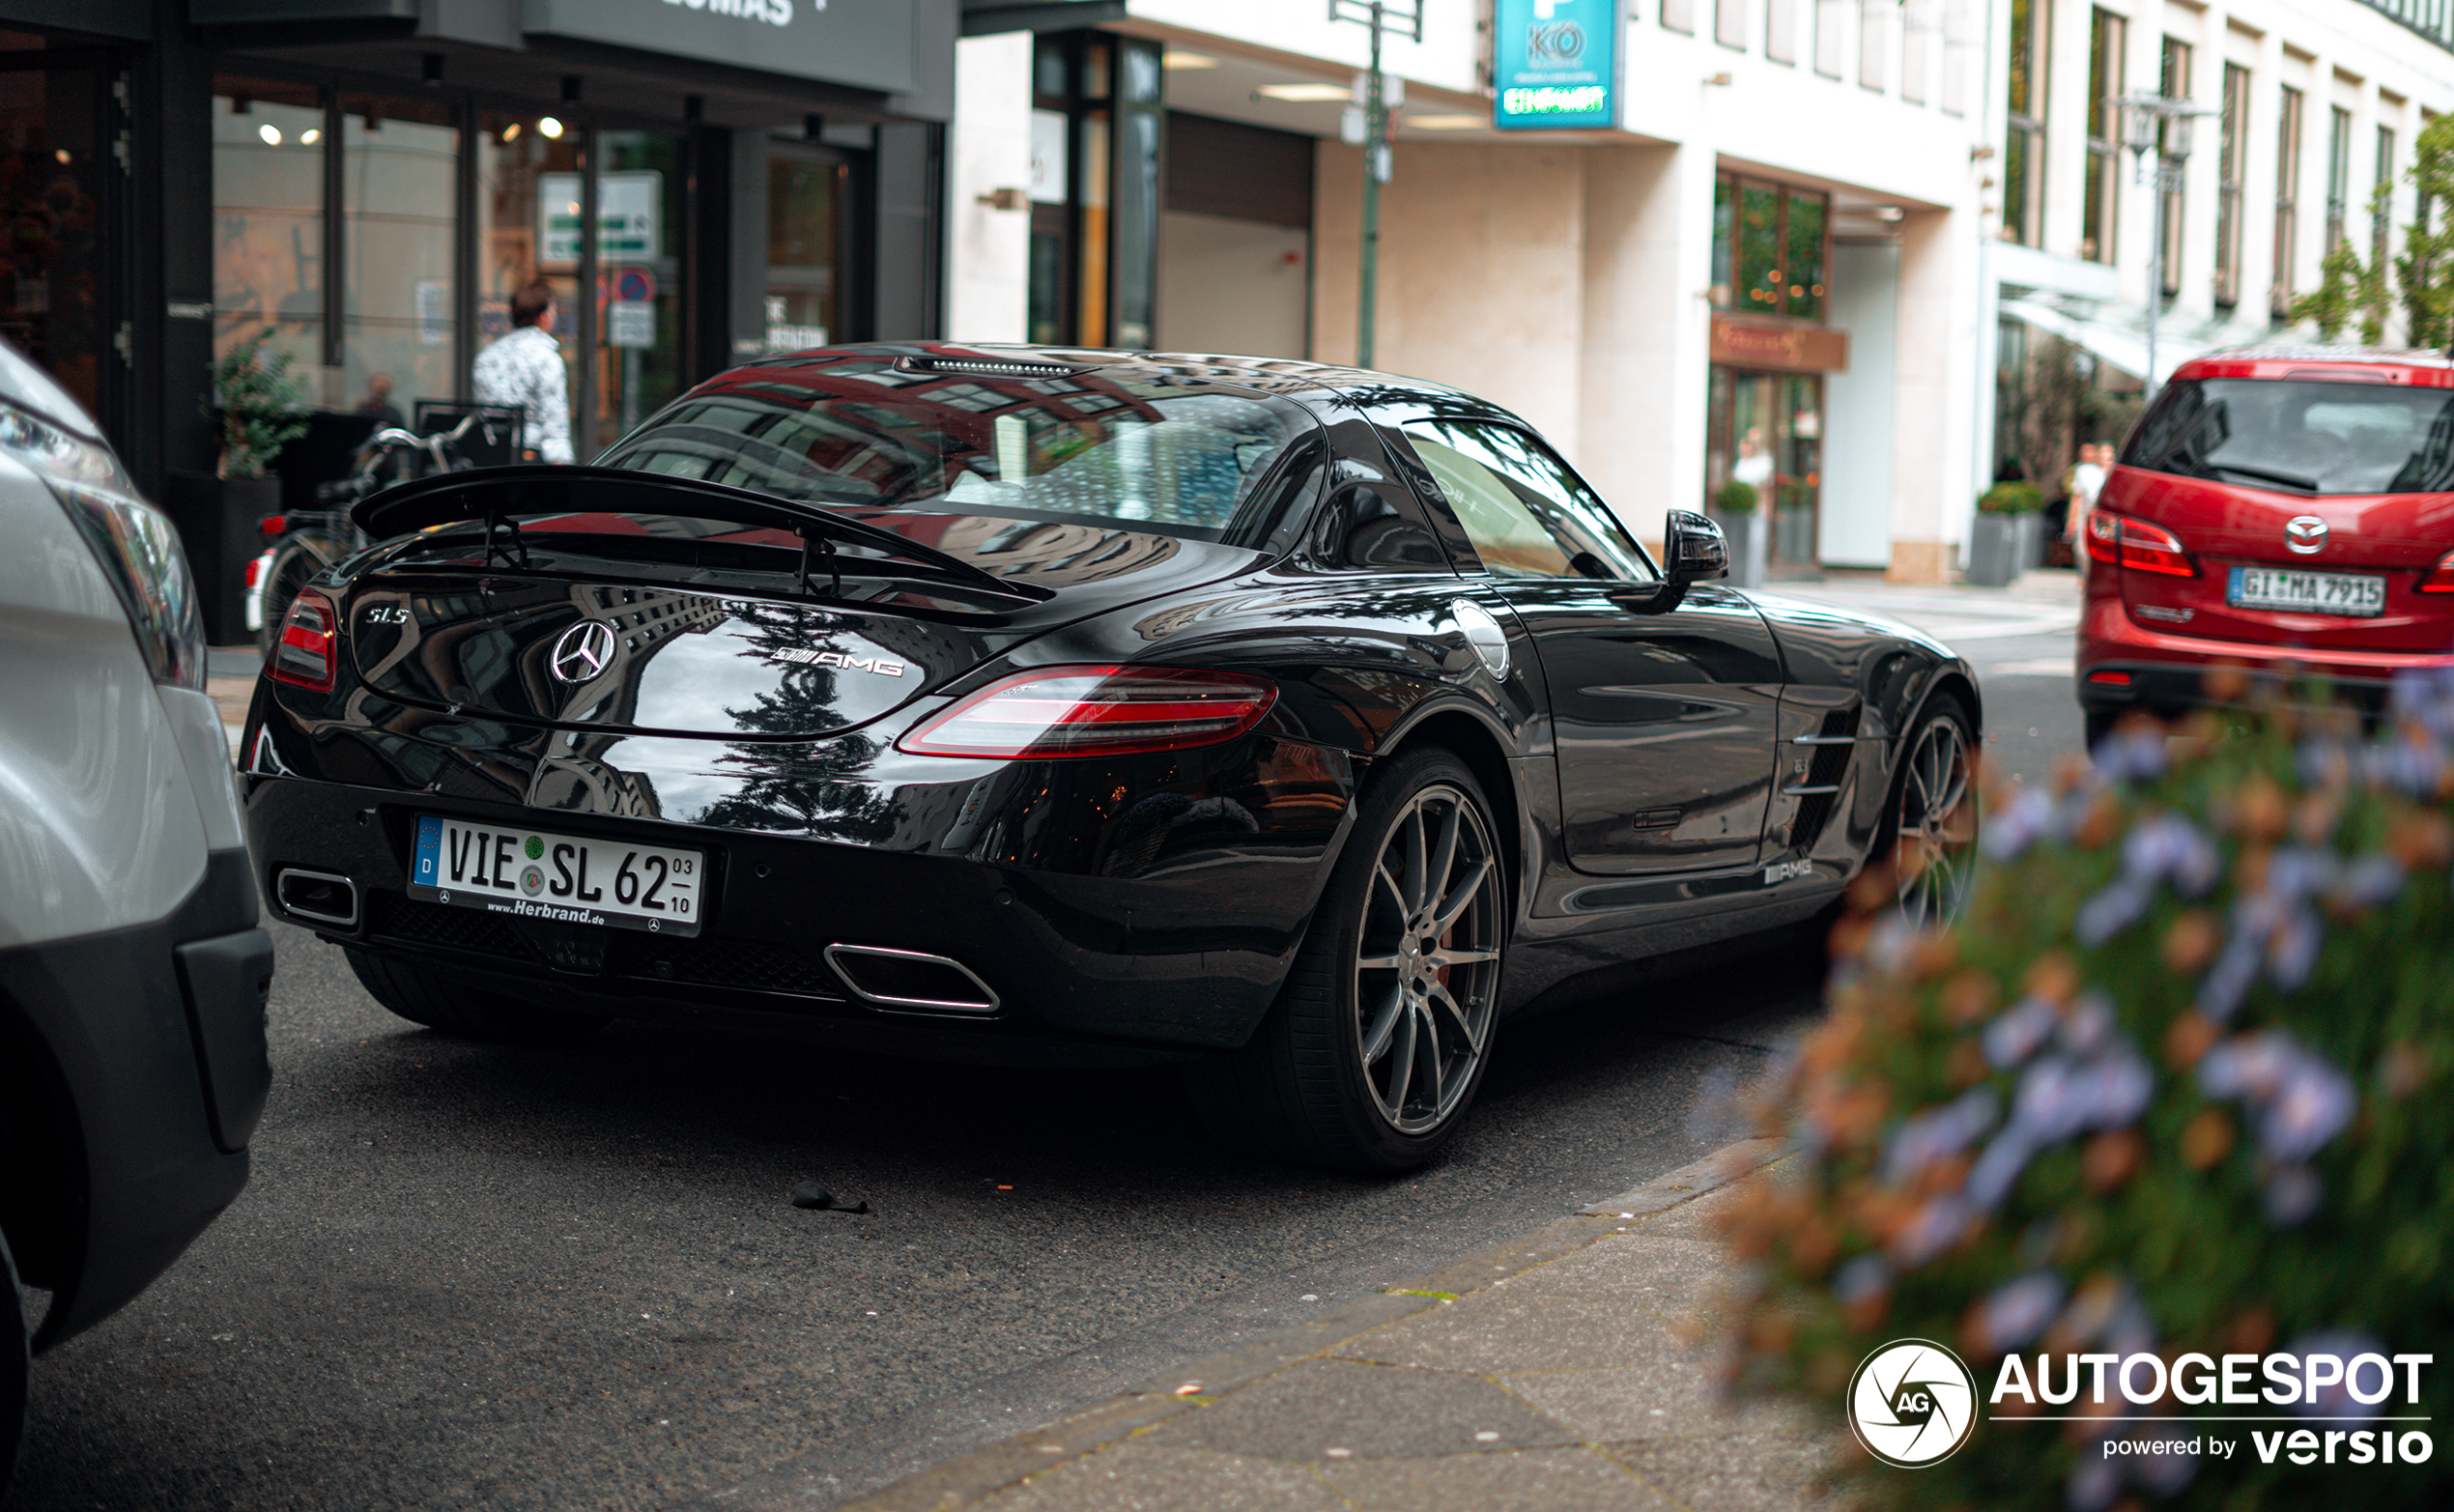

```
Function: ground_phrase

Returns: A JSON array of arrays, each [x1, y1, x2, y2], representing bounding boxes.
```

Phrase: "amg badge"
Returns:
[[1764, 859, 1815, 885], [773, 647, 910, 677]]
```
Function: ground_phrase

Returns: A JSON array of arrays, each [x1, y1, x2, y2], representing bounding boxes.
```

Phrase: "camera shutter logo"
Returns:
[[550, 620, 618, 684], [1846, 1339, 1978, 1468]]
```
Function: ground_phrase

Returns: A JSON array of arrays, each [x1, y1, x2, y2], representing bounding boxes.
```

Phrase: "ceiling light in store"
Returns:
[[300, 128, 321, 145], [53, 148, 69, 163], [538, 116, 565, 139], [1256, 83, 1354, 102], [1163, 50, 1218, 70], [1874, 206, 1904, 221], [258, 124, 282, 146], [1407, 114, 1486, 129], [501, 122, 523, 142]]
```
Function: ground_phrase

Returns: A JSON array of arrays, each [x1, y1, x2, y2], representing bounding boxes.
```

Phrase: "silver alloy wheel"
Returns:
[[1351, 783, 1503, 1135], [1894, 708, 1978, 927]]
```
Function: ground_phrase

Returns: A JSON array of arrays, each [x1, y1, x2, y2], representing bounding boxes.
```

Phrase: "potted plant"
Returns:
[[1713, 478, 1767, 588], [1718, 681, 2454, 1512], [172, 329, 312, 642], [1967, 480, 2041, 586], [1776, 479, 1816, 567]]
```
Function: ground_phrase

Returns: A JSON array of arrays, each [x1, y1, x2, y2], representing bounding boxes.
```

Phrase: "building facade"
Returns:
[[1980, 0, 2454, 492], [0, 0, 964, 508], [950, 0, 1999, 581]]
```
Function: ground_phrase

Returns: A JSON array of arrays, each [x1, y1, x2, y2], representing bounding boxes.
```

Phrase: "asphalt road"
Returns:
[[8, 576, 2090, 1512]]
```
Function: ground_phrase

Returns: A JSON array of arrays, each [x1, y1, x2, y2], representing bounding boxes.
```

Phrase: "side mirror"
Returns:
[[1663, 510, 1728, 585], [1621, 510, 1726, 613]]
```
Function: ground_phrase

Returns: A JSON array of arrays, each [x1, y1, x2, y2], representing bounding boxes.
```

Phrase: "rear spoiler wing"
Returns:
[[352, 465, 1051, 603]]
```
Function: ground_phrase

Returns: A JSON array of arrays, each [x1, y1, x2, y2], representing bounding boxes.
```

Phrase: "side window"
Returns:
[[1401, 421, 1656, 583]]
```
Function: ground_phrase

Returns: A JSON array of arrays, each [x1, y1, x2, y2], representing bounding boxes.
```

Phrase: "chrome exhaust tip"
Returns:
[[273, 868, 359, 928], [823, 945, 999, 1016]]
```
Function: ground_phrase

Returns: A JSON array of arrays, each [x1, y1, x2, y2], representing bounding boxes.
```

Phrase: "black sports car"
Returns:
[[242, 345, 1978, 1171]]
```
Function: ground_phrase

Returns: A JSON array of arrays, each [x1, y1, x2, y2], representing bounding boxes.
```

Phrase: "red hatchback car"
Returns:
[[2078, 346, 2454, 743]]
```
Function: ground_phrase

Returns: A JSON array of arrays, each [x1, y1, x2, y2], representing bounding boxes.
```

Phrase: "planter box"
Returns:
[[1775, 506, 1814, 565], [165, 472, 282, 644], [1713, 509, 1767, 589], [1965, 512, 2023, 587]]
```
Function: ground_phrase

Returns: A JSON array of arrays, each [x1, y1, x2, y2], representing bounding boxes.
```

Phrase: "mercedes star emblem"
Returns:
[[549, 620, 618, 684], [2285, 516, 2329, 556]]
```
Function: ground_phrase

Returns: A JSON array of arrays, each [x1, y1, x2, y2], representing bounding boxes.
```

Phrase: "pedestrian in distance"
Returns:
[[472, 280, 574, 464]]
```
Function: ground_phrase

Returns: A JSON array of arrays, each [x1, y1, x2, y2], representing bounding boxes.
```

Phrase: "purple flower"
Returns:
[[2075, 875, 2154, 945], [2093, 724, 2169, 784], [2266, 906, 2325, 991], [1974, 1271, 2066, 1355], [2265, 1163, 2325, 1226], [2195, 936, 2263, 1021], [1966, 1129, 2035, 1210], [2058, 992, 2117, 1057], [2267, 846, 2342, 901], [1881, 1086, 2001, 1184], [2066, 1458, 2121, 1512], [2010, 1051, 2154, 1145], [2333, 854, 2407, 909], [1983, 785, 2057, 863], [1887, 1193, 1975, 1267], [1983, 996, 2060, 1069], [2258, 1055, 2357, 1161], [2124, 814, 2222, 896], [1834, 1253, 1890, 1303]]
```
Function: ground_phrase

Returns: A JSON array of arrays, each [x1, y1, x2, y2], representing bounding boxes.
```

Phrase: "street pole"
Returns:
[[1330, 0, 1419, 370], [2117, 93, 2213, 396], [1361, 3, 1384, 369]]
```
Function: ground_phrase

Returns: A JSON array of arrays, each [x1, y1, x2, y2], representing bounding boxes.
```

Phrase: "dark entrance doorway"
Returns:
[[0, 29, 128, 432]]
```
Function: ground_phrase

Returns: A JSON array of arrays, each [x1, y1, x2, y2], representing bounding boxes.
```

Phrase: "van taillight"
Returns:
[[2086, 511, 2196, 578], [269, 589, 338, 690]]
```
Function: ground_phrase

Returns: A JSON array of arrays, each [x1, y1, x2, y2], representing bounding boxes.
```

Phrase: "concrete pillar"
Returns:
[[1889, 206, 1977, 582], [1577, 142, 1711, 543], [946, 33, 1032, 343]]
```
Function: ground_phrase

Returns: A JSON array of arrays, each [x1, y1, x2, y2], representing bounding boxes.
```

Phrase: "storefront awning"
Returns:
[[1998, 297, 2163, 383]]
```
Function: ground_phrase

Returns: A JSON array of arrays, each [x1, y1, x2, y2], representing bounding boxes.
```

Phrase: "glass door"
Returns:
[[0, 34, 119, 427], [592, 129, 685, 454], [1705, 366, 1823, 568], [766, 144, 846, 353]]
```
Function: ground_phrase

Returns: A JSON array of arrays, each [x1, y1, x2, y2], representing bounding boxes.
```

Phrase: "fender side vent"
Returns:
[[1786, 707, 1862, 849]]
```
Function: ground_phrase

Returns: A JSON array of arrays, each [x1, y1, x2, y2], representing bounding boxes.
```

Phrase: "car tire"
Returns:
[[1882, 693, 1980, 928], [1187, 746, 1507, 1174], [344, 948, 609, 1046], [2, 1227, 26, 1494]]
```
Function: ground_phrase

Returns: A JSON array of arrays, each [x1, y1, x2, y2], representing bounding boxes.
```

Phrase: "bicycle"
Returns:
[[246, 411, 514, 657]]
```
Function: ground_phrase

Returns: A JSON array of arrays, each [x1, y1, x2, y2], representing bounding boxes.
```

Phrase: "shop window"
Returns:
[[2158, 40, 2191, 299], [1, 35, 113, 421], [592, 129, 686, 452], [477, 108, 581, 448], [1710, 174, 1828, 321], [2081, 9, 2123, 263], [213, 77, 326, 382], [767, 148, 846, 354], [1999, 0, 2045, 246], [2272, 86, 2303, 317], [2213, 65, 2248, 309], [341, 94, 458, 420]]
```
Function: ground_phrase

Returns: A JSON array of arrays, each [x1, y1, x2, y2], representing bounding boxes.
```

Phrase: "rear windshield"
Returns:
[[597, 361, 1321, 545], [2124, 378, 2454, 496]]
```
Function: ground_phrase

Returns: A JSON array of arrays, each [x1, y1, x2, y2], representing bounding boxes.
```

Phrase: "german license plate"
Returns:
[[2226, 566, 2385, 617], [408, 815, 703, 936]]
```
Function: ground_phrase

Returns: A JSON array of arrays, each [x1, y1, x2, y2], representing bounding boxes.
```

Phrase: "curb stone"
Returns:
[[828, 1135, 1800, 1512]]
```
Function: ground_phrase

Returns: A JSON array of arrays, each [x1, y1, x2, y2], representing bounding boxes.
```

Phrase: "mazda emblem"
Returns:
[[549, 621, 618, 684], [2285, 516, 2328, 556]]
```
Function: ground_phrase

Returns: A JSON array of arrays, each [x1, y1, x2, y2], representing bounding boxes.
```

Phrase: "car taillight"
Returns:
[[269, 588, 338, 691], [2421, 551, 2454, 593], [2086, 510, 2196, 577], [899, 665, 1277, 759]]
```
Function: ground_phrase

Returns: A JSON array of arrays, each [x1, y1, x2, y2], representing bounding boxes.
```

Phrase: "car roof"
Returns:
[[709, 341, 1518, 421], [2173, 344, 2454, 387]]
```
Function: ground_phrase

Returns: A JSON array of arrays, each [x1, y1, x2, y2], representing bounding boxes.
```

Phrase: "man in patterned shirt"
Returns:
[[472, 280, 574, 464]]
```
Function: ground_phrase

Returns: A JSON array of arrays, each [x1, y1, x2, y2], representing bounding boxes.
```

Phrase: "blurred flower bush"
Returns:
[[1721, 674, 2454, 1510]]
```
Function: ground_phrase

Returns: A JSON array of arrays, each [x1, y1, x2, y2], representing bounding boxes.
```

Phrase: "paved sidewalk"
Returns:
[[828, 1140, 1839, 1512], [1762, 568, 2082, 648]]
